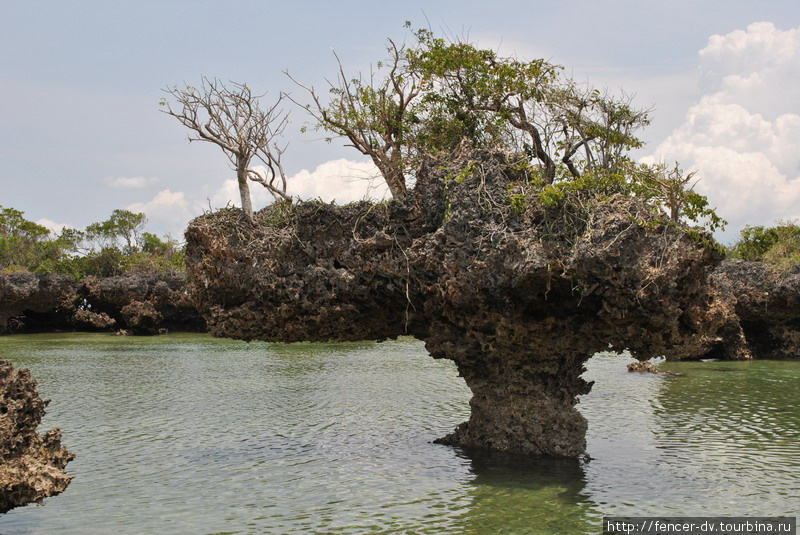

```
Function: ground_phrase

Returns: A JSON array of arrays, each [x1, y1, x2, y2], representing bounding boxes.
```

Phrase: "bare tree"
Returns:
[[287, 40, 419, 199], [161, 77, 291, 222]]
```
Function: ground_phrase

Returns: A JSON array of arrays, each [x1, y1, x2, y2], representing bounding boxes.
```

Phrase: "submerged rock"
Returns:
[[186, 145, 738, 457], [0, 359, 74, 513], [627, 361, 685, 376]]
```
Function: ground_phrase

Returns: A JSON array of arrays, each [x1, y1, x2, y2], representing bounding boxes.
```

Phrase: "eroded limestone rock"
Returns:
[[0, 274, 76, 334], [0, 359, 74, 513], [81, 273, 204, 334], [708, 262, 800, 360], [627, 361, 685, 376]]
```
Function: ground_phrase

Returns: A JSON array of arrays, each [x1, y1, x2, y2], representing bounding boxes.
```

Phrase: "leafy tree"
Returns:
[[730, 222, 800, 265], [0, 206, 187, 277], [0, 206, 53, 272], [631, 162, 726, 233], [295, 24, 652, 195], [294, 24, 722, 233], [161, 77, 290, 221], [85, 209, 147, 253]]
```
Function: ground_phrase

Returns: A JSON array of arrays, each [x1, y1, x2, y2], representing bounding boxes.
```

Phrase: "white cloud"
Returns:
[[285, 159, 389, 203], [208, 159, 390, 211], [36, 218, 71, 234], [104, 176, 159, 189], [127, 189, 199, 238], [645, 22, 800, 242]]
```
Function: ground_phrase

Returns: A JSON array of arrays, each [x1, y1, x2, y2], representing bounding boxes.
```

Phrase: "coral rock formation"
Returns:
[[708, 262, 800, 360], [627, 361, 685, 376], [80, 273, 204, 334], [0, 274, 75, 334], [0, 359, 74, 513], [0, 272, 205, 335], [186, 146, 737, 457]]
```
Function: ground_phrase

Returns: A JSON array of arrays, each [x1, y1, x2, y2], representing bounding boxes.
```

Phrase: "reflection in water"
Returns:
[[451, 449, 598, 535], [652, 359, 800, 513], [0, 336, 797, 534], [580, 353, 800, 518]]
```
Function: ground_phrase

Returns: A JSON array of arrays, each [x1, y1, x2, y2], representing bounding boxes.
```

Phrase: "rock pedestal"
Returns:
[[184, 146, 753, 456]]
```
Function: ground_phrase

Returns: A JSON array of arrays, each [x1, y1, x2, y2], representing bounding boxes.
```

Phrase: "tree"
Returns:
[[291, 24, 723, 233], [730, 222, 800, 264], [0, 206, 51, 271], [288, 42, 419, 199], [404, 28, 652, 184], [632, 162, 726, 232], [86, 209, 147, 253], [293, 25, 653, 194], [161, 77, 290, 221]]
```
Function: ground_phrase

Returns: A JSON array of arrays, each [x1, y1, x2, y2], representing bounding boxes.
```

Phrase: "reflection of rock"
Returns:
[[626, 361, 684, 376], [186, 145, 730, 457], [0, 359, 74, 513], [451, 449, 595, 534]]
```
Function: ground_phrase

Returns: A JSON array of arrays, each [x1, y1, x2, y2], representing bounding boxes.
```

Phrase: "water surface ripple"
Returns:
[[0, 334, 797, 534]]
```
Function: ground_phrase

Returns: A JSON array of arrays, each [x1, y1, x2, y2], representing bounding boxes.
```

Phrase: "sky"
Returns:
[[1, 1, 799, 243]]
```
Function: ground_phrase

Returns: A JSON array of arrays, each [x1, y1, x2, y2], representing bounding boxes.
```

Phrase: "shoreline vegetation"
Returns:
[[0, 206, 204, 335]]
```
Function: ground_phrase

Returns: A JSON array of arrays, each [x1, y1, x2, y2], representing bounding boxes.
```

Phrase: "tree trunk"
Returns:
[[385, 168, 407, 199], [237, 168, 254, 222], [380, 154, 407, 199]]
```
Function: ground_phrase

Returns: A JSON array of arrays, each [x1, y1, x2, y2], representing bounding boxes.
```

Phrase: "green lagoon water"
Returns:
[[0, 333, 797, 534]]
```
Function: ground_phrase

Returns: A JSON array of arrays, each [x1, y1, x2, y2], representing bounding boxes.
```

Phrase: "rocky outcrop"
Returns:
[[707, 262, 800, 360], [186, 145, 739, 457], [627, 361, 685, 376], [0, 359, 74, 513], [0, 272, 205, 335], [81, 273, 203, 335], [0, 274, 76, 334]]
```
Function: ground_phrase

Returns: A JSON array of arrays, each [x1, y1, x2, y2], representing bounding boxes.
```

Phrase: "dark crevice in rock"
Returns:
[[0, 272, 206, 335]]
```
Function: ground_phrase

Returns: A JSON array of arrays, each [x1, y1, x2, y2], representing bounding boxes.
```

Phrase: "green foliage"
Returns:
[[0, 206, 184, 278], [86, 209, 147, 252], [538, 171, 629, 208], [299, 23, 723, 234], [729, 222, 800, 265], [629, 162, 726, 233]]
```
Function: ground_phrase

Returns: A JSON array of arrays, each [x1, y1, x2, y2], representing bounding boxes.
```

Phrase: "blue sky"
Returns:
[[2, 1, 799, 242]]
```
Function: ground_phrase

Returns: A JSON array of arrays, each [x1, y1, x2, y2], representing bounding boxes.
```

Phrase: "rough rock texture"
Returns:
[[0, 272, 205, 335], [80, 273, 204, 335], [0, 274, 76, 334], [72, 308, 117, 330], [627, 361, 685, 376], [0, 359, 74, 513], [186, 145, 746, 457], [708, 262, 800, 360]]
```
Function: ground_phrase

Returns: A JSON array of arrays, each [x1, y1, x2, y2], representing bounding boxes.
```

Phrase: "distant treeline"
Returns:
[[726, 221, 800, 266], [0, 206, 184, 278]]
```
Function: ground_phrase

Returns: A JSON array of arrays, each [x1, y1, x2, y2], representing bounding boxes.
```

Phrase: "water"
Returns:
[[0, 334, 797, 534]]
